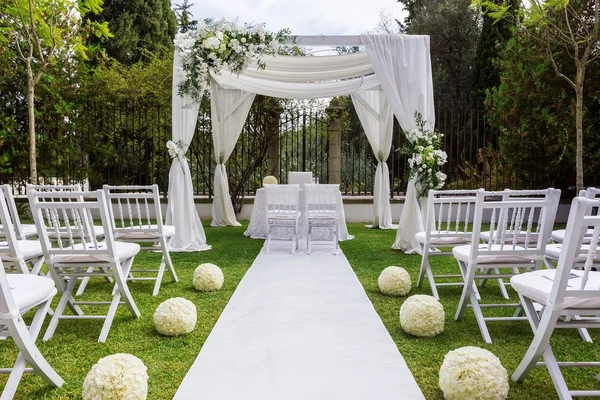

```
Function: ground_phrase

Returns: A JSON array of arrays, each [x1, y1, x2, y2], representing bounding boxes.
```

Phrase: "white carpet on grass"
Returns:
[[174, 245, 425, 400]]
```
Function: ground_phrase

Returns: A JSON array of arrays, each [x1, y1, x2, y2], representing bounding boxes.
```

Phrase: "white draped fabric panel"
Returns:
[[210, 78, 256, 227], [245, 52, 374, 81], [167, 51, 211, 251], [360, 34, 436, 253], [350, 90, 394, 229], [212, 70, 381, 99]]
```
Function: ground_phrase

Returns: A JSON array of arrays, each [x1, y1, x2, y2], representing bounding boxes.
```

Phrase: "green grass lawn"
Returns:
[[0, 221, 597, 399]]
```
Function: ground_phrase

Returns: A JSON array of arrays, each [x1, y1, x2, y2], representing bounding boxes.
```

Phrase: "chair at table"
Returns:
[[265, 184, 300, 254], [0, 185, 37, 240], [0, 258, 63, 398], [511, 196, 600, 399], [29, 189, 141, 343], [0, 190, 45, 275], [99, 184, 177, 296], [453, 188, 560, 343], [288, 172, 313, 189], [416, 189, 478, 300], [304, 184, 340, 255]]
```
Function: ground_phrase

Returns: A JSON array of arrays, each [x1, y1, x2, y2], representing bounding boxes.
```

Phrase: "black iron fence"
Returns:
[[1, 97, 536, 198]]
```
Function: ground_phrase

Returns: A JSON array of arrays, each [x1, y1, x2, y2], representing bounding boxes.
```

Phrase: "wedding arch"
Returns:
[[167, 34, 435, 252]]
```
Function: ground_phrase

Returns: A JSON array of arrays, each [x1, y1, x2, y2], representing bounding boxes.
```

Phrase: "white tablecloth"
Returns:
[[244, 188, 353, 241]]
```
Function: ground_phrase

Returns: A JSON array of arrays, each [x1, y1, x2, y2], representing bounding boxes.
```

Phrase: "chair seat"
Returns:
[[415, 232, 470, 245], [453, 244, 536, 264], [51, 242, 140, 264], [511, 269, 600, 309], [5, 274, 57, 315], [48, 226, 105, 240], [545, 244, 600, 263], [0, 240, 44, 260], [114, 225, 175, 240], [480, 230, 540, 244], [551, 229, 594, 244]]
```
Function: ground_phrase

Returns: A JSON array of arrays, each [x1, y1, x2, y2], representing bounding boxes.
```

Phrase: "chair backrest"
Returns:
[[288, 172, 313, 188], [264, 184, 300, 217], [0, 190, 24, 264], [28, 190, 117, 262], [27, 184, 82, 193], [103, 185, 164, 235], [304, 184, 339, 217], [470, 189, 561, 260], [424, 189, 479, 242], [550, 197, 600, 304], [0, 185, 27, 240], [0, 259, 19, 321]]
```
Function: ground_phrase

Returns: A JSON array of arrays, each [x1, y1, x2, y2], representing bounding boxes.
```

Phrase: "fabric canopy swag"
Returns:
[[168, 18, 439, 253]]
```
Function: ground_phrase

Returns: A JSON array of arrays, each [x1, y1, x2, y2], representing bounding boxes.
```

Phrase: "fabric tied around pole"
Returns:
[[392, 178, 425, 254], [166, 153, 211, 252], [211, 163, 241, 227]]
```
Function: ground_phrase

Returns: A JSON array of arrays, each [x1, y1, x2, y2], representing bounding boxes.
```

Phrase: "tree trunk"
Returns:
[[27, 69, 37, 184], [575, 66, 584, 193]]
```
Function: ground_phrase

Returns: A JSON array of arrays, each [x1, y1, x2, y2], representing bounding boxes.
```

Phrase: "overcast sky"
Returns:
[[187, 1, 407, 36]]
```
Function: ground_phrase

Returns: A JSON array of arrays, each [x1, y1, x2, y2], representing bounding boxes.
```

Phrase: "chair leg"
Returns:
[[425, 263, 440, 300], [29, 256, 45, 276], [43, 275, 79, 341], [307, 226, 312, 255], [4, 306, 63, 399], [75, 267, 95, 296], [266, 223, 272, 253], [417, 246, 429, 288], [164, 236, 178, 282], [512, 304, 561, 384], [455, 261, 475, 321]]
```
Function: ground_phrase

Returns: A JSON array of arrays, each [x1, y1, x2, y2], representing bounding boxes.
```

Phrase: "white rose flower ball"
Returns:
[[262, 175, 278, 185], [193, 263, 224, 292], [399, 294, 445, 337], [83, 353, 148, 400], [439, 346, 509, 400], [153, 297, 197, 336], [378, 266, 411, 296]]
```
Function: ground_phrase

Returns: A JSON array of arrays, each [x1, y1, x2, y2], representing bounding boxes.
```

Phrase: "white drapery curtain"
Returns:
[[360, 34, 435, 252], [210, 78, 256, 227], [351, 90, 394, 229], [167, 51, 211, 251]]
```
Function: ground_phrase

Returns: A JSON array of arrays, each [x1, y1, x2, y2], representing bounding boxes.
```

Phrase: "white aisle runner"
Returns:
[[174, 246, 425, 399]]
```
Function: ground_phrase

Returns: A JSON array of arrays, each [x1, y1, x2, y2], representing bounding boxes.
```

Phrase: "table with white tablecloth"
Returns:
[[244, 188, 353, 242]]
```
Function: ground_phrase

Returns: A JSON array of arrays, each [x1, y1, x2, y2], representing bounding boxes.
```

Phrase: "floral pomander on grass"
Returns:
[[193, 263, 224, 291], [439, 346, 509, 400], [262, 175, 278, 185], [83, 354, 148, 400], [153, 298, 197, 336], [378, 266, 411, 296], [402, 112, 448, 199], [399, 294, 445, 337], [175, 18, 291, 103]]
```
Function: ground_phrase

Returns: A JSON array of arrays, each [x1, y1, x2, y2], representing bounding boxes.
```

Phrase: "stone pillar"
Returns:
[[265, 98, 282, 181], [326, 98, 344, 185]]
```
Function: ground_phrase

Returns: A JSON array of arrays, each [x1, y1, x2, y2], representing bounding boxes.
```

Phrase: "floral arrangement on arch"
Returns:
[[403, 112, 448, 199], [174, 18, 291, 103]]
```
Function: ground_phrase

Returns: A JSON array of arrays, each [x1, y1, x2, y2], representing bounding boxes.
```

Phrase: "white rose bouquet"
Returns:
[[401, 112, 448, 199], [175, 18, 291, 103]]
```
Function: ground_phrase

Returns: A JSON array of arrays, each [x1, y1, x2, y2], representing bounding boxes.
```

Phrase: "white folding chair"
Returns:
[[99, 184, 177, 296], [304, 184, 340, 255], [0, 185, 37, 240], [29, 189, 141, 343], [478, 189, 561, 298], [453, 188, 560, 343], [550, 187, 600, 244], [265, 184, 300, 254], [416, 189, 478, 299], [0, 259, 63, 398], [0, 190, 45, 275], [511, 196, 600, 399]]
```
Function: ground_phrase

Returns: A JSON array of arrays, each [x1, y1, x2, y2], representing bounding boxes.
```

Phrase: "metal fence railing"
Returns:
[[1, 98, 540, 198]]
